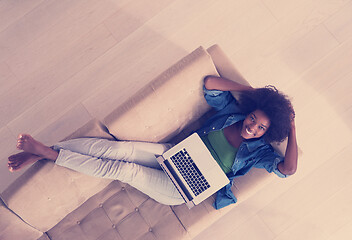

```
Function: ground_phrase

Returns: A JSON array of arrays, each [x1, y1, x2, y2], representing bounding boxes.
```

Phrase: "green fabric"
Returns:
[[201, 129, 237, 174]]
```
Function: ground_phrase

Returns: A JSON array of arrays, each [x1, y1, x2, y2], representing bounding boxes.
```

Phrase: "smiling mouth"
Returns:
[[245, 127, 254, 136]]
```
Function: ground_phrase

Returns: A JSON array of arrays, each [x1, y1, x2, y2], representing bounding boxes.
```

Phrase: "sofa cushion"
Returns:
[[61, 119, 116, 142], [103, 46, 220, 143], [1, 161, 113, 233], [0, 198, 44, 240], [47, 181, 190, 240], [1, 119, 115, 232]]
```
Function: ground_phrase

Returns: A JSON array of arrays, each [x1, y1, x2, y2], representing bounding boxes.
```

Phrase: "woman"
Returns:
[[7, 76, 298, 209]]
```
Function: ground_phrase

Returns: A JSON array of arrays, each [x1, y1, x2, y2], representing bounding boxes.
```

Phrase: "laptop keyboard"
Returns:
[[170, 148, 210, 196]]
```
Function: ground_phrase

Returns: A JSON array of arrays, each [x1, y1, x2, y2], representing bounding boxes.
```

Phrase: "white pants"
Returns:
[[53, 138, 184, 205]]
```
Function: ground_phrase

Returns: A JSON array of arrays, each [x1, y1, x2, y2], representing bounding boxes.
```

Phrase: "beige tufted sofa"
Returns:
[[0, 45, 287, 240]]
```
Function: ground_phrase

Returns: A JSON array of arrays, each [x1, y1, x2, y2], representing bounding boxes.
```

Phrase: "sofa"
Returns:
[[0, 45, 287, 240]]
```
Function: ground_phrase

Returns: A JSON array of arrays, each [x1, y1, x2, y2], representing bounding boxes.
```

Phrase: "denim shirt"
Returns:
[[196, 87, 288, 209]]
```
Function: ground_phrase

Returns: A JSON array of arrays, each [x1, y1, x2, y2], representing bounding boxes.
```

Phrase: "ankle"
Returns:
[[41, 147, 59, 161]]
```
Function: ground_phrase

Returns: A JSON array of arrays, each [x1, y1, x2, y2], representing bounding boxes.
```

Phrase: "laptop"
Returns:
[[156, 133, 229, 209]]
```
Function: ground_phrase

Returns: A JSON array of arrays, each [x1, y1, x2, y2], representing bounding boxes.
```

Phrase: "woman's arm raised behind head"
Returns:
[[204, 75, 253, 92], [277, 120, 298, 175]]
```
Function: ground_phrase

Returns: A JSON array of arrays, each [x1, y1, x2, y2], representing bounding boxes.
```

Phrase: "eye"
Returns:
[[250, 116, 255, 122], [259, 126, 265, 131]]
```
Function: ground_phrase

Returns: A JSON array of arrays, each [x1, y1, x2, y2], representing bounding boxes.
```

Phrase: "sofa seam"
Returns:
[[169, 206, 189, 235], [0, 194, 45, 235]]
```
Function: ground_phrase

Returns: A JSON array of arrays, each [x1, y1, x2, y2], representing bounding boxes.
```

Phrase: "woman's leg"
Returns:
[[9, 134, 183, 205], [55, 149, 184, 205], [53, 138, 172, 169]]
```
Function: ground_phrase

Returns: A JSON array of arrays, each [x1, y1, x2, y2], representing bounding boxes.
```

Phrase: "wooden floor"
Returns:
[[1, 0, 352, 239]]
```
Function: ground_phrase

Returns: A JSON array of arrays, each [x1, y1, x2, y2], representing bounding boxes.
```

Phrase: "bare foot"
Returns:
[[17, 134, 47, 155], [16, 134, 58, 160], [8, 152, 42, 172]]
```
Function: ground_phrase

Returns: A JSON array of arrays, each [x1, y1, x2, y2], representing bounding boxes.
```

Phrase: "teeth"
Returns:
[[246, 128, 252, 135]]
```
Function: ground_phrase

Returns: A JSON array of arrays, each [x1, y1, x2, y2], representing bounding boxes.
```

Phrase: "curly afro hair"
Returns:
[[237, 86, 295, 143]]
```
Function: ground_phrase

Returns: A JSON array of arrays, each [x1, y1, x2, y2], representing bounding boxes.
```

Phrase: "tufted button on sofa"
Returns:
[[0, 45, 287, 240]]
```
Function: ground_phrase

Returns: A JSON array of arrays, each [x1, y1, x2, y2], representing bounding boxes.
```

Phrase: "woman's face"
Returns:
[[241, 110, 271, 139]]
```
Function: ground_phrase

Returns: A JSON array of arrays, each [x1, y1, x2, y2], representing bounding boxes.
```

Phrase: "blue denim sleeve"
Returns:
[[213, 182, 237, 209], [254, 149, 289, 178], [203, 86, 236, 111]]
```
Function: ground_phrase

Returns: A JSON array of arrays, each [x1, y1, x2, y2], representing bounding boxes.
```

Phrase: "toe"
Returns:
[[8, 158, 16, 164], [17, 137, 27, 147], [8, 159, 17, 167], [8, 154, 16, 161], [20, 134, 31, 140], [8, 166, 18, 172], [18, 134, 29, 141], [16, 142, 23, 150]]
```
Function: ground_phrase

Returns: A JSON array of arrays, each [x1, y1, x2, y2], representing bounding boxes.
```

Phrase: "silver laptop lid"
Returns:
[[161, 133, 229, 206]]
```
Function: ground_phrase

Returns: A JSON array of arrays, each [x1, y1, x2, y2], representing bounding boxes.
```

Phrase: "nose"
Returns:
[[248, 123, 257, 134]]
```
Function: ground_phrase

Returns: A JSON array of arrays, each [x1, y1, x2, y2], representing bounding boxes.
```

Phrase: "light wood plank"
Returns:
[[327, 220, 352, 240], [274, 183, 352, 240], [232, 0, 349, 81], [34, 104, 93, 146], [274, 220, 329, 240], [0, 126, 19, 191], [0, 0, 45, 32], [170, 0, 277, 53], [301, 182, 352, 237], [194, 194, 270, 240], [6, 24, 117, 134], [223, 215, 275, 240], [262, 0, 308, 20], [318, 71, 352, 116], [0, 0, 83, 62], [283, 36, 352, 115], [257, 146, 352, 235], [104, 0, 176, 43], [0, 62, 18, 95], [211, 0, 277, 54], [5, 0, 120, 80], [144, 0, 217, 38], [324, 0, 352, 43], [245, 24, 339, 89]]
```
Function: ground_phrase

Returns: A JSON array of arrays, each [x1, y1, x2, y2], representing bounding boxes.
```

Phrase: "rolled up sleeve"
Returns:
[[203, 86, 236, 111], [213, 182, 237, 209], [255, 150, 289, 178], [272, 157, 289, 178]]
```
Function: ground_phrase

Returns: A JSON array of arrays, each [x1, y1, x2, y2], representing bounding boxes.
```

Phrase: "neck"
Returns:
[[224, 122, 244, 148]]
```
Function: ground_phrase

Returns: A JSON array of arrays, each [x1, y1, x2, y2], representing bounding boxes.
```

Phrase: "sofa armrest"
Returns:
[[103, 46, 220, 143], [207, 45, 250, 87]]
